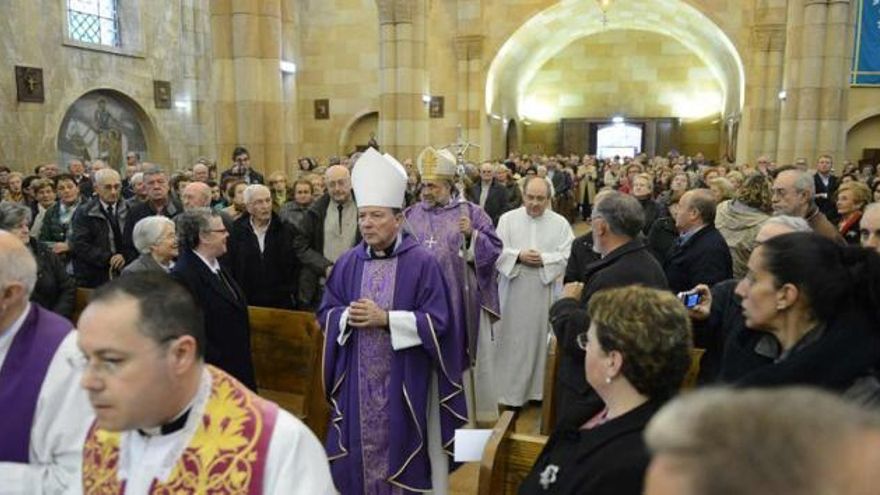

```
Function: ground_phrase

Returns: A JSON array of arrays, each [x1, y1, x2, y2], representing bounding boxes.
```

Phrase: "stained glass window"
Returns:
[[67, 0, 120, 47]]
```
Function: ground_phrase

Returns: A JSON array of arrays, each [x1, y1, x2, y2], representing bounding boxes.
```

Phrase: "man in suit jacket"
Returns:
[[171, 207, 256, 390], [813, 154, 839, 223], [123, 169, 183, 254], [664, 189, 733, 293], [550, 192, 669, 423], [468, 162, 510, 226], [70, 169, 136, 287]]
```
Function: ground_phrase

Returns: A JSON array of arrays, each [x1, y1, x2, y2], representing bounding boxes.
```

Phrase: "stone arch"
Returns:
[[847, 108, 880, 133], [56, 88, 163, 170], [485, 0, 745, 122], [339, 109, 380, 155]]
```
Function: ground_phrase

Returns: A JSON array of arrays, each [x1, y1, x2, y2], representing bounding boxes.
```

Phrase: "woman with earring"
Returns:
[[731, 232, 880, 405], [520, 286, 693, 495]]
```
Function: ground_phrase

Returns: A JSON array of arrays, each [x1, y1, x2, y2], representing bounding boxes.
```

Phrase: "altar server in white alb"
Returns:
[[0, 231, 92, 495], [72, 272, 335, 494], [494, 176, 574, 407]]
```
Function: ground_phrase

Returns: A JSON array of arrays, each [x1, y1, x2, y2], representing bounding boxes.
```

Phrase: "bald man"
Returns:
[[861, 203, 880, 254], [191, 163, 210, 183], [293, 165, 361, 309], [181, 181, 212, 210], [0, 232, 92, 494], [664, 189, 732, 293]]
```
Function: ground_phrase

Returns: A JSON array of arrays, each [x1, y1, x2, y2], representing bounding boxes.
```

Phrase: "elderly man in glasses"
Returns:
[[0, 231, 92, 495], [73, 272, 335, 494]]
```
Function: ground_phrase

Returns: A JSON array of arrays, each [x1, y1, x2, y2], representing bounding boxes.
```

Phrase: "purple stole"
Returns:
[[0, 304, 72, 462]]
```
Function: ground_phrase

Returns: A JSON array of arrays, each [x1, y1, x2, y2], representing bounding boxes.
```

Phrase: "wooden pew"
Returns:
[[478, 411, 548, 495], [540, 334, 558, 435], [249, 306, 329, 441], [71, 287, 93, 324]]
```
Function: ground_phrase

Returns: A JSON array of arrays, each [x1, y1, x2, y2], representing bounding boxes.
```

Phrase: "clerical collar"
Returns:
[[137, 407, 191, 437], [366, 233, 402, 259]]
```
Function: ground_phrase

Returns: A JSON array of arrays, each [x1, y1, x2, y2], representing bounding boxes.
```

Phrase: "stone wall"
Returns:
[[0, 0, 212, 172]]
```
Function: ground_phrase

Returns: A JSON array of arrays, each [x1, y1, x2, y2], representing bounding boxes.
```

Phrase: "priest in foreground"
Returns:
[[403, 147, 502, 423], [319, 148, 468, 494], [73, 272, 335, 494], [0, 231, 92, 495]]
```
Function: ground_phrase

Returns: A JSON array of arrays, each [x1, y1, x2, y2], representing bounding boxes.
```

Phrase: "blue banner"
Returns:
[[853, 0, 880, 86]]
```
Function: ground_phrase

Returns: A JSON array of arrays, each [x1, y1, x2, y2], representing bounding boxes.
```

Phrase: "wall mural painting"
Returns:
[[57, 91, 147, 170]]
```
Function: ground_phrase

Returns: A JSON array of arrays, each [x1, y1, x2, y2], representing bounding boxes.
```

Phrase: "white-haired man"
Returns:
[[0, 231, 92, 494]]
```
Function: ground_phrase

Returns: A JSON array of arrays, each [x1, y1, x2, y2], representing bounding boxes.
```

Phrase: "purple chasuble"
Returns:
[[404, 200, 501, 365], [0, 304, 72, 462], [319, 234, 468, 494]]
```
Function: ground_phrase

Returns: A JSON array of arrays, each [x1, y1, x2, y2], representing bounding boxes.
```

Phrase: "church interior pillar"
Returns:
[[454, 35, 485, 164], [746, 0, 787, 162], [816, 0, 854, 164], [377, 0, 429, 160], [791, 0, 828, 162], [211, 0, 286, 175]]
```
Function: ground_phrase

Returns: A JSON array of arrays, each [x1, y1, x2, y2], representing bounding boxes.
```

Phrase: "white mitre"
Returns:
[[351, 148, 407, 208]]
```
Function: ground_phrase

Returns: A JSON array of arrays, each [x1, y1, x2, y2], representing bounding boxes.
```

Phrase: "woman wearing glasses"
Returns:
[[520, 285, 692, 495]]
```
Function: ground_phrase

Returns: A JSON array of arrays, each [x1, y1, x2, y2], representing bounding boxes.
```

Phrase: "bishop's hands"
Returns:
[[458, 216, 474, 239], [518, 249, 544, 267], [348, 298, 389, 329]]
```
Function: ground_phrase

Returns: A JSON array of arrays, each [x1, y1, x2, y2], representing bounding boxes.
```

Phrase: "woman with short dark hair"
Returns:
[[520, 286, 692, 495]]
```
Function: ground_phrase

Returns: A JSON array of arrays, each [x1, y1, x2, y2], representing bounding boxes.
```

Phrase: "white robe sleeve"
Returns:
[[538, 217, 575, 285], [336, 308, 352, 346], [388, 311, 421, 350], [0, 332, 93, 495], [262, 410, 337, 495], [495, 211, 521, 278]]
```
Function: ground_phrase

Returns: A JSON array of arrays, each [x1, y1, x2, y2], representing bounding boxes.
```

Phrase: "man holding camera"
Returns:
[[220, 146, 265, 186]]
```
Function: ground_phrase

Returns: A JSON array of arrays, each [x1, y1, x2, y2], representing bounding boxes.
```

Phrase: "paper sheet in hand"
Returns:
[[454, 428, 493, 462]]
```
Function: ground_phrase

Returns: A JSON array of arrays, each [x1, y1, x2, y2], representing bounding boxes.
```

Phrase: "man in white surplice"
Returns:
[[494, 177, 574, 407], [0, 231, 92, 495]]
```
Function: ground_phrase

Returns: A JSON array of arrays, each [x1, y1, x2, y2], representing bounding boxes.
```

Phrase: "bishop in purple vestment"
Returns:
[[319, 149, 468, 494]]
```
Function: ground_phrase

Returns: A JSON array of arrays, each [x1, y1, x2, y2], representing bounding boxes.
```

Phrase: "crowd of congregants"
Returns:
[[3, 144, 880, 495]]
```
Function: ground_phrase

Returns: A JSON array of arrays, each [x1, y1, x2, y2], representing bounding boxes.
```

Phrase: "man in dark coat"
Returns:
[[122, 169, 182, 254], [550, 192, 668, 423], [219, 146, 265, 185], [70, 169, 136, 287], [664, 189, 732, 293], [293, 165, 361, 309], [813, 154, 839, 223], [468, 162, 510, 226], [171, 208, 256, 390], [228, 185, 300, 309]]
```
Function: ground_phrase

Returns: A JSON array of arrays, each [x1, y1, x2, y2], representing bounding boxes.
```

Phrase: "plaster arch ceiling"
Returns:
[[486, 0, 746, 122]]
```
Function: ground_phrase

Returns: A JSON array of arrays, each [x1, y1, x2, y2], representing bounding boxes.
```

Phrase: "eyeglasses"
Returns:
[[70, 337, 178, 377], [576, 332, 589, 351]]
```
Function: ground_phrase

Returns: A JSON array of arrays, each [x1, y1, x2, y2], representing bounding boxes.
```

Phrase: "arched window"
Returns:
[[67, 0, 119, 47]]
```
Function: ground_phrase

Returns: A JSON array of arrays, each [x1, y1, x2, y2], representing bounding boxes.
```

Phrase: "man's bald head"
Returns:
[[182, 181, 212, 209], [0, 231, 37, 299], [325, 165, 352, 203]]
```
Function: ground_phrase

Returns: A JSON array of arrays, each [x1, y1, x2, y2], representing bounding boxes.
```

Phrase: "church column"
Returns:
[[816, 0, 854, 164], [377, 0, 429, 160], [777, 0, 853, 165], [210, 0, 286, 175], [746, 6, 786, 162], [454, 35, 484, 163]]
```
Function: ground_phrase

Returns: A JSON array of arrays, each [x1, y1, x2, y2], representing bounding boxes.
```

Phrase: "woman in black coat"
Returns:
[[520, 286, 692, 495], [0, 203, 76, 318], [730, 232, 880, 405]]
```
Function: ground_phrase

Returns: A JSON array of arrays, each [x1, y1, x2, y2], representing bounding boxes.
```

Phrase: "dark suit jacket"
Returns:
[[663, 224, 733, 294], [228, 212, 300, 309], [171, 249, 257, 390], [551, 240, 668, 419], [468, 181, 509, 226], [563, 233, 601, 285], [70, 197, 135, 288], [814, 173, 839, 223], [519, 401, 660, 495]]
